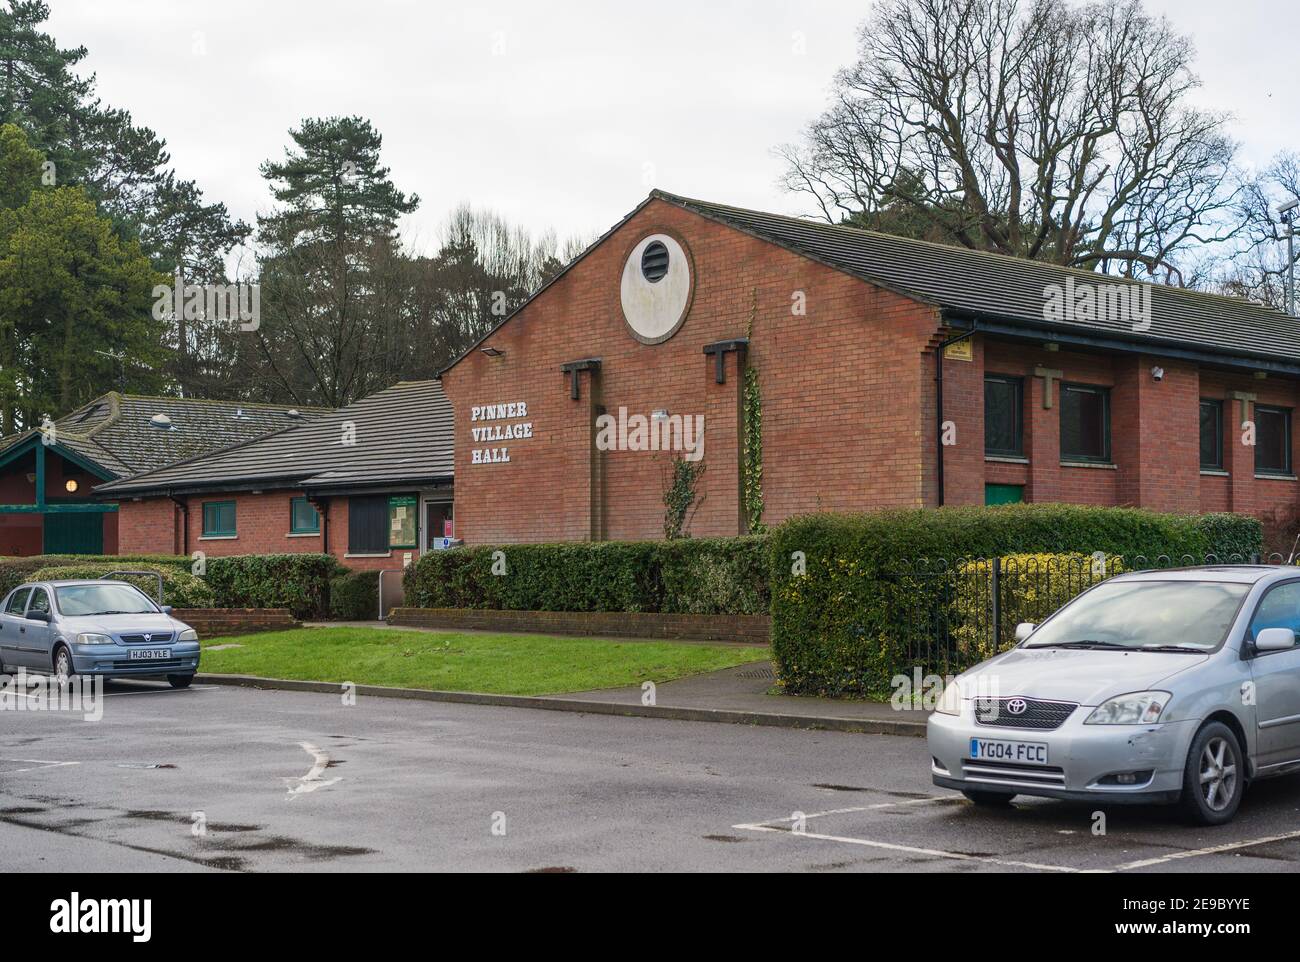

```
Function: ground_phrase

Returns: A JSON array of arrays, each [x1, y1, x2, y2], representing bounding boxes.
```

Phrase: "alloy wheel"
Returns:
[[54, 648, 71, 684], [1199, 736, 1238, 812]]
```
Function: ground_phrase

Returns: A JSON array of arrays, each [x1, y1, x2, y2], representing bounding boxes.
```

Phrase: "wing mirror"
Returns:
[[1254, 627, 1296, 652], [1015, 622, 1037, 643], [161, 605, 173, 615], [27, 610, 49, 623]]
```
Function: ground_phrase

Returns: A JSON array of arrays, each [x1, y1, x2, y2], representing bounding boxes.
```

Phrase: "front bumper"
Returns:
[[70, 643, 201, 677], [928, 703, 1197, 804]]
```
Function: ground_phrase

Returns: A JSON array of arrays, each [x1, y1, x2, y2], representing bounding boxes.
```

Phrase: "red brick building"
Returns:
[[438, 191, 1300, 545], [97, 382, 454, 570], [101, 191, 1300, 561]]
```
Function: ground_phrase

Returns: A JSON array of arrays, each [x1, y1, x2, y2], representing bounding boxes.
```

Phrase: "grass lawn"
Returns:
[[199, 627, 768, 696]]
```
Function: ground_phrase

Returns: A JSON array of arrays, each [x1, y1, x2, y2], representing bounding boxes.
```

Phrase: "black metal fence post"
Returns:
[[991, 557, 1002, 653]]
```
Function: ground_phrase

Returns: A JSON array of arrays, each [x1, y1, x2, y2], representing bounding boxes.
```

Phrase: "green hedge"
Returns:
[[402, 537, 770, 615], [203, 554, 342, 620], [769, 505, 1263, 698], [329, 570, 380, 621], [0, 554, 190, 597], [29, 564, 217, 609]]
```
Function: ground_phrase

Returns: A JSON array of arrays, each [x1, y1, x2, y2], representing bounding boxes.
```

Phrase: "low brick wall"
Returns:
[[387, 608, 770, 644], [175, 608, 300, 637]]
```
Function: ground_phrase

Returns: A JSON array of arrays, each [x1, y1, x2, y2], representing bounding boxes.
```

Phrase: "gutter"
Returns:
[[947, 310, 1300, 377]]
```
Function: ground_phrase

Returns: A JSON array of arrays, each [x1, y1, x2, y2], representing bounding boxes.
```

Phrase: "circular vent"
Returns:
[[148, 413, 172, 430], [620, 233, 692, 344], [641, 241, 670, 283]]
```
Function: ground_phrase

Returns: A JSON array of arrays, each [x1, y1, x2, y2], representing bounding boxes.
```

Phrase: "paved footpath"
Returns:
[[5, 681, 1300, 872]]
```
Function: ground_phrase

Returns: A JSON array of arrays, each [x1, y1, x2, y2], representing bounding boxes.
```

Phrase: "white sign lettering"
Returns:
[[470, 400, 531, 466]]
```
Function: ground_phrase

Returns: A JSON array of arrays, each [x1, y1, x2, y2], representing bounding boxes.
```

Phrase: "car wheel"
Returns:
[[167, 674, 193, 690], [52, 645, 76, 687], [962, 789, 1015, 807], [1180, 721, 1244, 826]]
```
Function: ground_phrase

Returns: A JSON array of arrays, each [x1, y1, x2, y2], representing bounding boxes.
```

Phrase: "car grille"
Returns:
[[973, 697, 1076, 731], [119, 632, 174, 644], [961, 759, 1067, 787]]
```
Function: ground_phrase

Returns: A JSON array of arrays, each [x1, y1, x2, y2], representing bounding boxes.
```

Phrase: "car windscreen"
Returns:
[[1022, 579, 1250, 651], [55, 584, 159, 617]]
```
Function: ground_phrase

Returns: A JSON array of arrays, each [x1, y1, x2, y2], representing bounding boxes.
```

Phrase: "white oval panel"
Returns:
[[620, 233, 691, 343]]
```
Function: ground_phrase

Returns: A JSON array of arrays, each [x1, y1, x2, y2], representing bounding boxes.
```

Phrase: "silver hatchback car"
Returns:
[[0, 580, 201, 688], [929, 566, 1300, 825]]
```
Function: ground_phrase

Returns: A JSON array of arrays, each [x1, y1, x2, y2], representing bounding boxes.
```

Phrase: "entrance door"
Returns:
[[424, 501, 454, 550], [43, 512, 104, 554]]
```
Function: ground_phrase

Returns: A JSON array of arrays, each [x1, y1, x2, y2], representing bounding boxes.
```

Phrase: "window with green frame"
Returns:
[[290, 497, 320, 534], [202, 500, 236, 537]]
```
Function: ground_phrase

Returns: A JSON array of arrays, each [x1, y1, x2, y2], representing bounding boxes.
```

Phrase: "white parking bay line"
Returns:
[[733, 822, 1089, 872], [734, 795, 1089, 873], [0, 759, 81, 774], [103, 685, 219, 697], [1112, 828, 1300, 871]]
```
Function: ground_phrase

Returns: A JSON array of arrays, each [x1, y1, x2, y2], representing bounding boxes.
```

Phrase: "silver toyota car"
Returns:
[[929, 566, 1300, 825], [0, 579, 200, 688]]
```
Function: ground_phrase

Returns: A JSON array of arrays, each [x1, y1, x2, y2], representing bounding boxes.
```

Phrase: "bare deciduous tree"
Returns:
[[778, 0, 1248, 282]]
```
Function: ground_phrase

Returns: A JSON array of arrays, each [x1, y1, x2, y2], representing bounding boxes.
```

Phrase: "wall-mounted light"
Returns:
[[65, 478, 79, 493], [1043, 342, 1060, 352], [481, 346, 506, 358], [1151, 366, 1165, 382], [25, 472, 36, 484], [1254, 371, 1269, 381]]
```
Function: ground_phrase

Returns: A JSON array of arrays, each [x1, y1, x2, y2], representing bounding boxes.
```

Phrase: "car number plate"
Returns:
[[969, 738, 1048, 766], [128, 648, 172, 661]]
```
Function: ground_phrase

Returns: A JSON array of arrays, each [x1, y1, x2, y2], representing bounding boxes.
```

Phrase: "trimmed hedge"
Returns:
[[0, 554, 190, 597], [402, 537, 770, 615], [203, 554, 342, 620], [29, 564, 217, 609], [329, 570, 380, 621], [770, 505, 1263, 697]]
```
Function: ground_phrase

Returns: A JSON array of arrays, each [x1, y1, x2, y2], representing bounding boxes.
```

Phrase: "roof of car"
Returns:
[[1113, 565, 1288, 584]]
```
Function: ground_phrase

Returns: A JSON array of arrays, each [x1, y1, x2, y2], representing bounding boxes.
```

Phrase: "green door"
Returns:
[[984, 484, 1025, 506], [43, 512, 104, 554]]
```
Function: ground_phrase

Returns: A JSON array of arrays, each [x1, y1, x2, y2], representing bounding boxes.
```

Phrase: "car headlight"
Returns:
[[75, 632, 113, 647], [935, 680, 963, 716], [1085, 691, 1170, 725], [177, 628, 198, 642]]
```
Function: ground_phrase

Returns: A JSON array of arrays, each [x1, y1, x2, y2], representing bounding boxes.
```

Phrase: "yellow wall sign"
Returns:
[[944, 339, 973, 362]]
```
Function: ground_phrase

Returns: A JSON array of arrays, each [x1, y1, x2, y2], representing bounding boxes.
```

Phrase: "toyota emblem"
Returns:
[[1006, 698, 1029, 716]]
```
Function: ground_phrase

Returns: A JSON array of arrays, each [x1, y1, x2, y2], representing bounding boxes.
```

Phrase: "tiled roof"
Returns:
[[0, 393, 324, 480], [94, 381, 453, 496], [653, 191, 1300, 368]]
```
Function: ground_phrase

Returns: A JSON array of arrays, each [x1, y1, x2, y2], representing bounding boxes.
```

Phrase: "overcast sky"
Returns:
[[48, 0, 1300, 255]]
